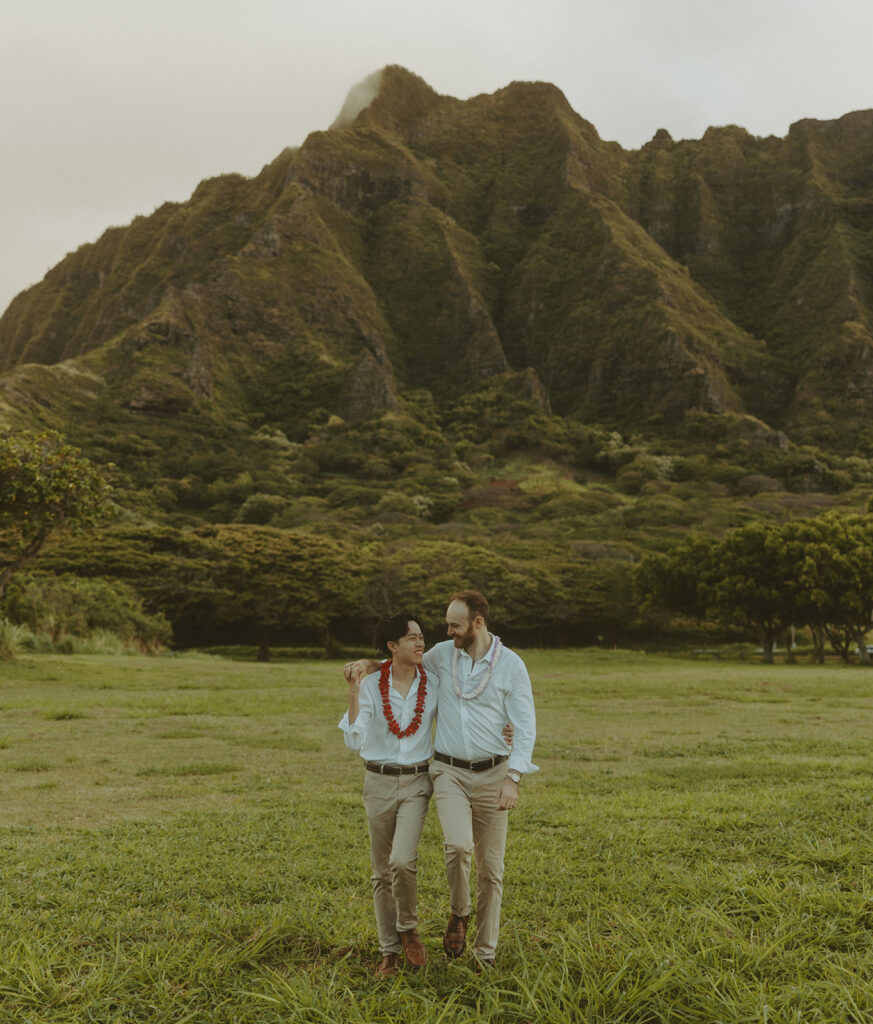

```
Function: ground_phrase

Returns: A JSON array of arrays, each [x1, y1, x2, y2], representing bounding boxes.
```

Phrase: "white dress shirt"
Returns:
[[424, 637, 538, 776], [338, 664, 436, 765]]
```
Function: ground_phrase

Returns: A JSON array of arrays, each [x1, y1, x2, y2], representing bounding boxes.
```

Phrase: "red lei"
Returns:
[[378, 659, 427, 738]]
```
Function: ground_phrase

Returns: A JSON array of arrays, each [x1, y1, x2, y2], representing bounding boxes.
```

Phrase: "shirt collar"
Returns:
[[459, 634, 498, 664], [389, 665, 421, 686]]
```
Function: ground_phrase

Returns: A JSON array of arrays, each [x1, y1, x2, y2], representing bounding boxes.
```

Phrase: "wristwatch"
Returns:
[[506, 769, 522, 784]]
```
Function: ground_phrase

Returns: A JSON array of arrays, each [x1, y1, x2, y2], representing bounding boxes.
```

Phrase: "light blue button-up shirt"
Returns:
[[425, 637, 538, 776]]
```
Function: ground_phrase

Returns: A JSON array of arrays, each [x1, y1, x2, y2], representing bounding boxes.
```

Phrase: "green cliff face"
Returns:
[[1, 66, 872, 461], [626, 112, 873, 445]]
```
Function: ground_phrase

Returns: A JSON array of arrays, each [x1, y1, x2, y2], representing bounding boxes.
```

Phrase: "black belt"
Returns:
[[365, 761, 430, 776], [434, 752, 508, 772]]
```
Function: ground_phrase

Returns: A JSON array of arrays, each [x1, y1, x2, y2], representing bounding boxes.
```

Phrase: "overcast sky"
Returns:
[[2, 0, 872, 317]]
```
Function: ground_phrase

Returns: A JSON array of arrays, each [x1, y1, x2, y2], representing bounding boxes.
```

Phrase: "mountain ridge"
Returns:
[[4, 68, 873, 651], [1, 67, 872, 455]]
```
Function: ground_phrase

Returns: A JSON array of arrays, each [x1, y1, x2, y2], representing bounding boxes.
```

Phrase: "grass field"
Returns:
[[1, 650, 873, 1023]]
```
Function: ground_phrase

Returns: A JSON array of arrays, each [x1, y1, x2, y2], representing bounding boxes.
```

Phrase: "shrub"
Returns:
[[68, 630, 131, 655], [0, 617, 21, 660], [616, 470, 647, 495], [236, 493, 291, 524], [736, 474, 781, 496], [3, 574, 171, 653], [17, 628, 54, 654]]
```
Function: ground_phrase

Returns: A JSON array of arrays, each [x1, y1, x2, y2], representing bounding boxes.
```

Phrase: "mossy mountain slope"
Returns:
[[1, 67, 872, 457], [627, 111, 873, 443]]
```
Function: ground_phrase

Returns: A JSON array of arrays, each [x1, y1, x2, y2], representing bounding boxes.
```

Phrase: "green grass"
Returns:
[[1, 650, 873, 1022]]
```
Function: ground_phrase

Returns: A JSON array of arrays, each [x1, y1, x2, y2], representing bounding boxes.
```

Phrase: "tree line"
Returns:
[[34, 524, 637, 654], [639, 515, 873, 663], [5, 430, 873, 661], [1, 433, 636, 653]]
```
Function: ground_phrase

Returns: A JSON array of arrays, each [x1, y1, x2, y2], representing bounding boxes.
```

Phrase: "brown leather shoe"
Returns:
[[399, 929, 428, 968], [375, 952, 400, 978], [443, 913, 469, 958]]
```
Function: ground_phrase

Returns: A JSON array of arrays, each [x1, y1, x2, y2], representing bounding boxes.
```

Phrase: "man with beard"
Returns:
[[345, 590, 537, 967], [426, 589, 537, 967]]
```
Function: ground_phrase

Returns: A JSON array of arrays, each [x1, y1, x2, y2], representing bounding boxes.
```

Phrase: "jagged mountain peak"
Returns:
[[330, 65, 444, 134], [643, 128, 674, 149], [2, 70, 873, 454], [330, 69, 386, 130]]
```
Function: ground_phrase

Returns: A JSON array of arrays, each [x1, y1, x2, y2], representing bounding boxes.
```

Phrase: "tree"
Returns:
[[639, 526, 798, 663], [705, 523, 800, 664], [641, 515, 873, 664], [772, 515, 873, 664], [37, 521, 375, 655], [637, 536, 712, 622], [0, 431, 113, 599], [794, 515, 873, 664], [368, 540, 548, 641], [847, 516, 873, 665], [206, 525, 375, 658], [777, 517, 834, 664]]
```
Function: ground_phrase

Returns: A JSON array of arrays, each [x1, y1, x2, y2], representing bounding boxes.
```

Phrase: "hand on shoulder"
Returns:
[[344, 659, 376, 685]]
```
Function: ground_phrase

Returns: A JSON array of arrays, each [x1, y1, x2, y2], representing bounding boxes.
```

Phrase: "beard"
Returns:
[[452, 624, 476, 650]]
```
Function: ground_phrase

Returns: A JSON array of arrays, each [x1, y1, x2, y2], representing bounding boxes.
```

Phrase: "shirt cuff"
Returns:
[[507, 755, 539, 775], [338, 713, 366, 738]]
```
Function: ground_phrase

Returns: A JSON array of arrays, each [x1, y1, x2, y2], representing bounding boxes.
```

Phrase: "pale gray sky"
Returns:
[[2, 0, 872, 317]]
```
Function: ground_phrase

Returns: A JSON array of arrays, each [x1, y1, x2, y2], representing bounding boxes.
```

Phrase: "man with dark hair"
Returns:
[[338, 612, 435, 977], [426, 590, 537, 967], [344, 590, 536, 967]]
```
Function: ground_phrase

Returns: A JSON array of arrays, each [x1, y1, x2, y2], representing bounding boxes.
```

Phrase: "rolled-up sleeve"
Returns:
[[338, 682, 373, 752], [505, 661, 538, 775]]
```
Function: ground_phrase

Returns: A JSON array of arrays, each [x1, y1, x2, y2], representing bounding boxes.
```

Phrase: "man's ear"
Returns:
[[386, 640, 397, 656]]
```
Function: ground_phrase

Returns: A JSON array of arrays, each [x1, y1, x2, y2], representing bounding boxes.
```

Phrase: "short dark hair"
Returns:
[[449, 590, 489, 625], [377, 611, 422, 657]]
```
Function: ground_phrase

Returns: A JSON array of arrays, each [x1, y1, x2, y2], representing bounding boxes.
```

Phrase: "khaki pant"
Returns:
[[429, 760, 509, 959], [362, 770, 433, 954]]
